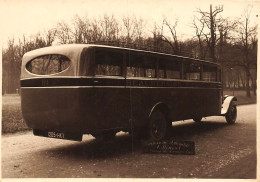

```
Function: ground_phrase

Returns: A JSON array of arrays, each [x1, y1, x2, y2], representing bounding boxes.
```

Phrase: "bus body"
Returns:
[[20, 44, 237, 141]]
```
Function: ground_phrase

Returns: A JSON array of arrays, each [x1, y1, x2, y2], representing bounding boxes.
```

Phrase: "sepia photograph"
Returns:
[[1, 0, 258, 180]]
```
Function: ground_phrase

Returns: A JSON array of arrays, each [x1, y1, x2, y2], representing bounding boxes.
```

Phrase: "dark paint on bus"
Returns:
[[21, 80, 221, 134]]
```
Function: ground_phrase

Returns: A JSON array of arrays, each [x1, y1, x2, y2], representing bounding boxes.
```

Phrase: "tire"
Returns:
[[148, 110, 171, 141], [193, 117, 202, 122], [129, 127, 147, 139], [225, 101, 237, 124]]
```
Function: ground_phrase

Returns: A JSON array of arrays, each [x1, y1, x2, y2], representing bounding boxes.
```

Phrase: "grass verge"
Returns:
[[2, 94, 30, 134], [223, 90, 256, 105]]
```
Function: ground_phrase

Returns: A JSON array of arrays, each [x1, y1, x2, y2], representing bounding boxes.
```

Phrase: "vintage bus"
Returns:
[[20, 44, 237, 141]]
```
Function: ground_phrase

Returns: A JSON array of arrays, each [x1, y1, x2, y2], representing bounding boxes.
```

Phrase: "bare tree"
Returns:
[[249, 33, 257, 95], [100, 14, 120, 41], [43, 28, 57, 46], [134, 17, 146, 44], [90, 18, 103, 42], [217, 18, 238, 89], [192, 16, 207, 58], [237, 5, 257, 97], [3, 39, 17, 93], [197, 4, 223, 61], [162, 16, 180, 54], [150, 22, 166, 52], [56, 21, 73, 44], [122, 15, 136, 45], [71, 15, 89, 43]]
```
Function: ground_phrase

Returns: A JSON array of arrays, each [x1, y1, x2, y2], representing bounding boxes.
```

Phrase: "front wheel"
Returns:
[[225, 101, 237, 124], [148, 110, 171, 141]]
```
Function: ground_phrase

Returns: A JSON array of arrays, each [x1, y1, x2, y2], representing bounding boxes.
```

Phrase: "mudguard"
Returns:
[[149, 102, 169, 118], [221, 95, 237, 115]]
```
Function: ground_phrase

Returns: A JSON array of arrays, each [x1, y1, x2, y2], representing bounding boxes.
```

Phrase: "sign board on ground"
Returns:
[[142, 140, 195, 155]]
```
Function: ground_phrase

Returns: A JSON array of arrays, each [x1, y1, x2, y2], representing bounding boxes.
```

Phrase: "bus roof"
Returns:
[[24, 44, 220, 66], [23, 44, 87, 58], [89, 44, 220, 66]]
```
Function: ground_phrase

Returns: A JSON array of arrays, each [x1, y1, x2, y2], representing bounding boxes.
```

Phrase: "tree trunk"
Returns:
[[245, 68, 251, 97], [250, 74, 256, 96], [210, 4, 215, 61], [241, 72, 245, 89]]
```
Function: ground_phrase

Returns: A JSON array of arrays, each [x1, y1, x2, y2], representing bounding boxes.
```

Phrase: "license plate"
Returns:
[[48, 131, 65, 139], [33, 129, 82, 141]]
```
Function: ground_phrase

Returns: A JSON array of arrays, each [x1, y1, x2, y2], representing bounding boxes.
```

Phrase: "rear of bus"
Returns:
[[20, 44, 89, 140]]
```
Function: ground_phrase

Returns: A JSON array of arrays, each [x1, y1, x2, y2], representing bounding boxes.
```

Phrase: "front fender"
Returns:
[[221, 95, 237, 115]]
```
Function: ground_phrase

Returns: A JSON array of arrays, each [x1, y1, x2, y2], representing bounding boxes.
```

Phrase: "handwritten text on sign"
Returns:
[[143, 140, 195, 155]]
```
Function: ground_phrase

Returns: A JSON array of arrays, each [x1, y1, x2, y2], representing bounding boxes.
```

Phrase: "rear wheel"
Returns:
[[148, 110, 171, 141], [193, 117, 202, 122], [225, 101, 237, 124]]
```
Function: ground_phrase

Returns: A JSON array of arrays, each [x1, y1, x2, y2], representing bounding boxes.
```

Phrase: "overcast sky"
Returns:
[[0, 0, 259, 47]]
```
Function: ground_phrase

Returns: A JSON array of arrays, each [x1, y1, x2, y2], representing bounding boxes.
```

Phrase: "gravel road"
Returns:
[[2, 104, 257, 178]]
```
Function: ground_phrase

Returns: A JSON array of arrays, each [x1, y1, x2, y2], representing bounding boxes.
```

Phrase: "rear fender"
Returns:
[[149, 102, 170, 121], [221, 95, 237, 115]]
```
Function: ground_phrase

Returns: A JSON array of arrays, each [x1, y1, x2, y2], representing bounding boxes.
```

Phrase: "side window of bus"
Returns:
[[184, 62, 201, 80], [126, 54, 156, 78], [126, 54, 144, 77], [144, 55, 156, 78], [202, 65, 217, 82], [26, 54, 70, 75], [158, 58, 181, 79], [95, 50, 123, 76]]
